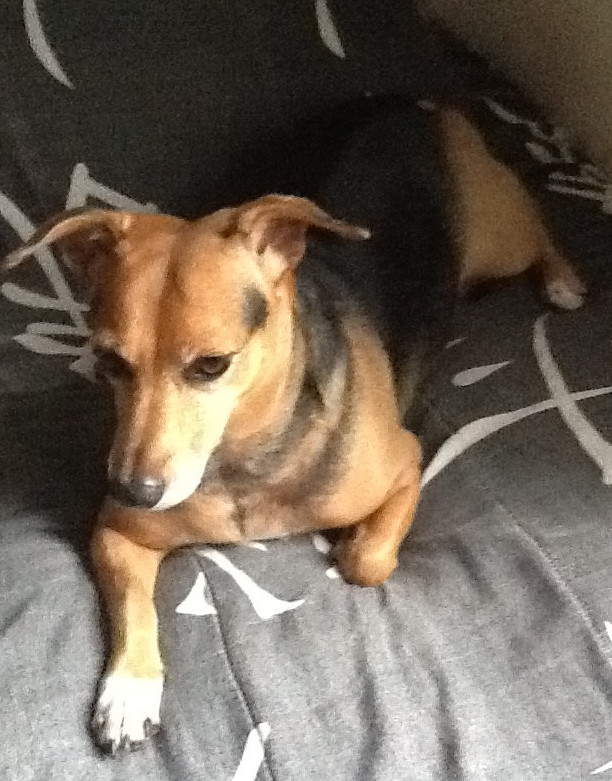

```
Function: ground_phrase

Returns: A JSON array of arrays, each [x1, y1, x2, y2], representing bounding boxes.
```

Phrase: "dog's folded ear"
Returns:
[[3, 207, 132, 290], [232, 195, 370, 281]]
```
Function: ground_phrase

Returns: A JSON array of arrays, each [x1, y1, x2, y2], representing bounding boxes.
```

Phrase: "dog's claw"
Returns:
[[93, 715, 162, 755], [144, 718, 161, 739], [92, 673, 164, 755], [97, 730, 156, 756], [100, 738, 118, 757], [126, 738, 147, 753]]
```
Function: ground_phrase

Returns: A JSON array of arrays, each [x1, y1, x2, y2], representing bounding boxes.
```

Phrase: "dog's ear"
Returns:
[[232, 195, 370, 281], [3, 208, 133, 292]]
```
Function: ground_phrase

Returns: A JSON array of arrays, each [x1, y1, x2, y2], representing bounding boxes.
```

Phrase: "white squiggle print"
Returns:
[[423, 317, 612, 486], [1, 163, 158, 379], [548, 171, 612, 215], [312, 533, 340, 579], [533, 315, 612, 484], [452, 361, 511, 387], [65, 163, 158, 213], [483, 97, 612, 214], [232, 723, 270, 781], [0, 191, 91, 377], [196, 548, 304, 619], [591, 758, 612, 775], [591, 623, 612, 774], [23, 0, 74, 89], [423, 386, 612, 486], [175, 572, 217, 616], [314, 0, 346, 59], [244, 541, 268, 552], [483, 97, 574, 163]]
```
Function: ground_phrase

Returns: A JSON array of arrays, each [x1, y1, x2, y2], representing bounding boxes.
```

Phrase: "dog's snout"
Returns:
[[108, 476, 166, 509]]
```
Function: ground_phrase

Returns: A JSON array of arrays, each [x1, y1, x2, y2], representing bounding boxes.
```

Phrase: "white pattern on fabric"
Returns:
[[0, 191, 90, 377], [311, 533, 340, 578], [192, 548, 305, 619], [23, 0, 74, 89], [483, 97, 612, 213], [232, 723, 271, 781], [314, 0, 346, 59], [533, 315, 612, 484], [548, 170, 612, 215], [423, 317, 612, 487], [592, 761, 612, 775], [244, 541, 268, 551], [452, 361, 512, 387], [175, 572, 217, 616], [0, 164, 157, 379], [590, 625, 612, 773]]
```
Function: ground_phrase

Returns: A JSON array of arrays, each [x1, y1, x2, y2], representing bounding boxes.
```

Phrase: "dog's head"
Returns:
[[4, 196, 368, 510]]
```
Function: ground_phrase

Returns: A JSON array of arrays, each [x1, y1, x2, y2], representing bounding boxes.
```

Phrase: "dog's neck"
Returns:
[[215, 274, 350, 487], [222, 280, 307, 452]]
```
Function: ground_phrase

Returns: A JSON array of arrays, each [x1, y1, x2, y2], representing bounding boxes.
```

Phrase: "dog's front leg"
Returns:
[[335, 431, 422, 587], [90, 522, 166, 755]]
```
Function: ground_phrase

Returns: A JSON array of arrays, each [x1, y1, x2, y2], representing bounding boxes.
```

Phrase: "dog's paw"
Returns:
[[334, 538, 397, 587], [545, 274, 586, 311], [92, 673, 163, 755]]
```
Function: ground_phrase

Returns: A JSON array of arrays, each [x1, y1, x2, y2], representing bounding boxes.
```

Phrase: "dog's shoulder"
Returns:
[[294, 257, 353, 406]]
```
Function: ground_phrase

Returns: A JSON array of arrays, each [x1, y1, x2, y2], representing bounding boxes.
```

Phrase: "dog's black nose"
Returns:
[[108, 477, 165, 509]]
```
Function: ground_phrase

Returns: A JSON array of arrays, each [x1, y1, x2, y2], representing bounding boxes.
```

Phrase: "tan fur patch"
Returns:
[[439, 108, 585, 309]]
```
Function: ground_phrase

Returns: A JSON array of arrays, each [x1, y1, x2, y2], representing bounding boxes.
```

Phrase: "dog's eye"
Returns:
[[185, 354, 232, 383], [94, 349, 133, 382]]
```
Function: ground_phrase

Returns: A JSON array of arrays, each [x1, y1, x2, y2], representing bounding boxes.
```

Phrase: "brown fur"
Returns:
[[440, 108, 586, 309], [2, 108, 587, 753]]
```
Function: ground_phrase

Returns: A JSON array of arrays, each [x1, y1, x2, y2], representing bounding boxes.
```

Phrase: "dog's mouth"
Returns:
[[152, 463, 207, 511]]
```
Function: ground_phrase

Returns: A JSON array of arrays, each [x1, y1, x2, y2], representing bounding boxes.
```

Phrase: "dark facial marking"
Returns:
[[242, 287, 268, 333], [93, 346, 134, 383]]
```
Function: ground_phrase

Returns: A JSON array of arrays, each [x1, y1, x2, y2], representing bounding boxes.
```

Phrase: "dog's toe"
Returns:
[[99, 738, 119, 758], [124, 737, 147, 753], [144, 718, 161, 739], [92, 673, 163, 754], [545, 276, 587, 310]]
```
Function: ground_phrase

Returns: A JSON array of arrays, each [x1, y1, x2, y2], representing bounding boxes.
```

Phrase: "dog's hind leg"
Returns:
[[441, 107, 587, 310], [540, 245, 587, 310], [335, 431, 421, 587]]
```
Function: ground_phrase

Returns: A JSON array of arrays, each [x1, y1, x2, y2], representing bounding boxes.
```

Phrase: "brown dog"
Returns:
[[3, 98, 585, 753]]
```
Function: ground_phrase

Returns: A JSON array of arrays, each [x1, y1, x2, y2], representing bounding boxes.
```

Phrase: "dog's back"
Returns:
[[291, 97, 459, 425]]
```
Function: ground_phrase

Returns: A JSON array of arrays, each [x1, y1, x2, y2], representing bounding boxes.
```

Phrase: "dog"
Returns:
[[3, 96, 585, 754]]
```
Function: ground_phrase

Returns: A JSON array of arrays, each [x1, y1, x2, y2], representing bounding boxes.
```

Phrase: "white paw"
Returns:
[[545, 278, 586, 310], [92, 673, 163, 754]]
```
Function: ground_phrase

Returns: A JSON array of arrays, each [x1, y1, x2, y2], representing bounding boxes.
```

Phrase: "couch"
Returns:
[[1, 2, 611, 779]]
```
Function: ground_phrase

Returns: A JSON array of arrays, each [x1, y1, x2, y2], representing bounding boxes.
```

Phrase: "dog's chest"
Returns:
[[198, 454, 321, 540], [235, 490, 317, 539]]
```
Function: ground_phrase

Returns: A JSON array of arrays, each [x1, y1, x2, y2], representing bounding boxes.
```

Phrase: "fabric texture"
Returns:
[[0, 2, 611, 780]]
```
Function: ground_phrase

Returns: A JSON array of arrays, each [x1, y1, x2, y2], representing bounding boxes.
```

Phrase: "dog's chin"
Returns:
[[151, 460, 208, 512]]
